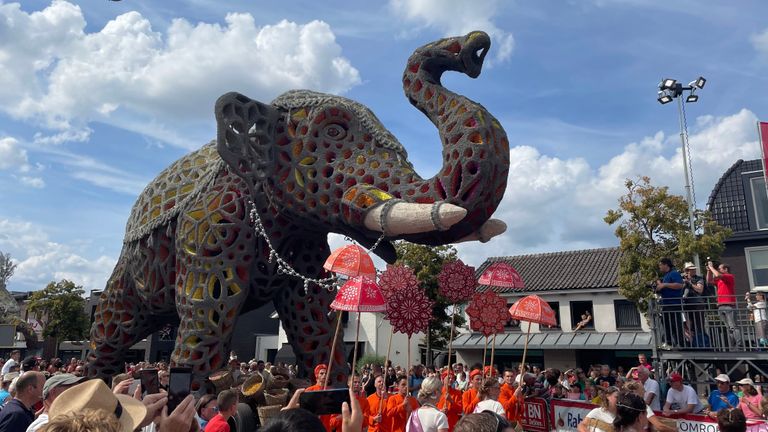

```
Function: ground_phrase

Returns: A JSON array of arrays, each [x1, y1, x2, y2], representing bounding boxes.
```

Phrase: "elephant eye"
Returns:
[[323, 123, 347, 140]]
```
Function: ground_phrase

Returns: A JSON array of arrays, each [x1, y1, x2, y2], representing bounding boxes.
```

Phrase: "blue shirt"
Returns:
[[408, 375, 424, 397], [659, 269, 684, 305], [0, 390, 9, 408], [708, 389, 739, 412]]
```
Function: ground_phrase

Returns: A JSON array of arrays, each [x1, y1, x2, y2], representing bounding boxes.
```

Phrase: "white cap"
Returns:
[[714, 374, 730, 383]]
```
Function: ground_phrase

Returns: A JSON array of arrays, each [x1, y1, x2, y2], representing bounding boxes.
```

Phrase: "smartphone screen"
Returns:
[[140, 369, 159, 397], [299, 388, 351, 415], [167, 367, 192, 413]]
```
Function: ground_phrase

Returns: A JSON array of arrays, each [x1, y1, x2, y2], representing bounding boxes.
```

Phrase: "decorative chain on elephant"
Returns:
[[86, 31, 510, 387]]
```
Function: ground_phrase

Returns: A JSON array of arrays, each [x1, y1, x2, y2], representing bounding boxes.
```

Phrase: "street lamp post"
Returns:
[[657, 77, 706, 272]]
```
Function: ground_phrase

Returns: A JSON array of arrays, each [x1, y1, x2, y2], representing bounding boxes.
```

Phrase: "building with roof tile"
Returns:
[[453, 247, 652, 372]]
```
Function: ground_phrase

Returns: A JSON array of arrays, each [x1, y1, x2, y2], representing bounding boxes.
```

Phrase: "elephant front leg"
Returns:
[[275, 281, 349, 386]]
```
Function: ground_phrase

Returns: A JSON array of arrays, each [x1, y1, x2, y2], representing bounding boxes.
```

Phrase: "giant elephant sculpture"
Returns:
[[87, 31, 510, 386]]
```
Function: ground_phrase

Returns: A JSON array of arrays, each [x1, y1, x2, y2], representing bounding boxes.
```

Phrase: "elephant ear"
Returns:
[[215, 92, 281, 190]]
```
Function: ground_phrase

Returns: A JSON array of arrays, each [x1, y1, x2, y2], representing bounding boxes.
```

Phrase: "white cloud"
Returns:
[[0, 1, 361, 148], [18, 176, 45, 188], [0, 218, 115, 292], [752, 29, 768, 58], [0, 137, 27, 170], [389, 0, 514, 63], [456, 108, 762, 264]]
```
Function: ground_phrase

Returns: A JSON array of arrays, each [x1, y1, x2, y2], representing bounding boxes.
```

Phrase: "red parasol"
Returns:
[[378, 264, 418, 300], [331, 276, 387, 313], [508, 295, 557, 326], [327, 276, 386, 386], [478, 262, 525, 289], [323, 244, 376, 278], [508, 295, 557, 380]]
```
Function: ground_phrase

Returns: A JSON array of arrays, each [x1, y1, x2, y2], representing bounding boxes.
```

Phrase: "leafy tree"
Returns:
[[394, 242, 467, 366], [27, 280, 89, 342], [604, 176, 731, 310], [0, 251, 16, 291]]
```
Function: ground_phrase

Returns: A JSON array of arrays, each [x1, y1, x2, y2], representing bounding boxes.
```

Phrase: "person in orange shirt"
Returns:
[[305, 364, 333, 432], [386, 377, 419, 432], [436, 371, 463, 431], [461, 369, 482, 415], [367, 375, 390, 432], [330, 374, 371, 431], [498, 369, 523, 423]]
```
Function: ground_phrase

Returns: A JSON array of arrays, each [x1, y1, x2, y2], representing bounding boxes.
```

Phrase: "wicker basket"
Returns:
[[209, 370, 233, 393], [264, 388, 289, 406], [257, 404, 282, 425], [268, 376, 289, 390]]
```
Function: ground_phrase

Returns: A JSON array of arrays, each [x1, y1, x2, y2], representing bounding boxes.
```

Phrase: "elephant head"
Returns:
[[215, 31, 509, 263]]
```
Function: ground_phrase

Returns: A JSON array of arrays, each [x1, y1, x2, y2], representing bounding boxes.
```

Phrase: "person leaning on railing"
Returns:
[[707, 260, 742, 347], [654, 258, 685, 349]]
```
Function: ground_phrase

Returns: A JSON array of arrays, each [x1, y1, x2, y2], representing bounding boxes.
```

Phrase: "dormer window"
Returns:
[[749, 177, 768, 230]]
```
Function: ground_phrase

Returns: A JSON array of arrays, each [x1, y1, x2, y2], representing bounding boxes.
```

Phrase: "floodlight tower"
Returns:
[[657, 77, 706, 272]]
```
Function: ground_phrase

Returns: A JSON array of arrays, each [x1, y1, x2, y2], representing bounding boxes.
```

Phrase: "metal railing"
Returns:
[[648, 295, 767, 352]]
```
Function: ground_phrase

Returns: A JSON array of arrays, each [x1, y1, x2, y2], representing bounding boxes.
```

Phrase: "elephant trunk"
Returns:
[[394, 31, 510, 244]]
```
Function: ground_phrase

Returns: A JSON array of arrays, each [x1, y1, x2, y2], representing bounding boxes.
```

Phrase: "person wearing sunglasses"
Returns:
[[454, 411, 514, 432], [196, 394, 219, 430]]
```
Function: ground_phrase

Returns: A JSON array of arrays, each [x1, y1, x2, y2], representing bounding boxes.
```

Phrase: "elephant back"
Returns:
[[124, 141, 226, 243]]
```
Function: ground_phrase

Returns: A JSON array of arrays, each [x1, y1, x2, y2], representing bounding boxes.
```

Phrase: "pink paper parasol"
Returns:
[[323, 244, 376, 278], [508, 295, 557, 379], [478, 262, 525, 289]]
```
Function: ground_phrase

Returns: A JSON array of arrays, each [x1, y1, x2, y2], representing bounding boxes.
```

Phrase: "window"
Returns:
[[750, 177, 768, 230], [542, 302, 560, 330], [746, 247, 768, 291], [570, 301, 594, 331], [504, 303, 521, 331], [614, 300, 642, 329]]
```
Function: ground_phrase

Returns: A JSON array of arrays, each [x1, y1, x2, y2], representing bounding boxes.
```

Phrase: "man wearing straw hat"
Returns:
[[46, 380, 148, 432]]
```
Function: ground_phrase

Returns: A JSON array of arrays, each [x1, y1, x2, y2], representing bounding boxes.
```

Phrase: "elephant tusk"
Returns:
[[454, 219, 507, 243], [364, 201, 467, 235]]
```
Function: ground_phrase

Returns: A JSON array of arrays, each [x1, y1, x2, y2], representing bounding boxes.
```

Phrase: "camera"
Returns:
[[645, 281, 658, 290]]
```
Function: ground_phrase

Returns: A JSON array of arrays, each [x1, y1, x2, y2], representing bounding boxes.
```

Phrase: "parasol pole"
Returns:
[[378, 330, 394, 415], [490, 333, 497, 377], [482, 336, 489, 377], [407, 335, 412, 398], [350, 312, 362, 379], [324, 311, 343, 390], [519, 321, 532, 380], [446, 304, 457, 371]]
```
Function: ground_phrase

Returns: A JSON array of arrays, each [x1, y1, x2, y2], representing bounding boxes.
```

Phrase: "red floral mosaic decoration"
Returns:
[[437, 260, 477, 303], [465, 291, 508, 336], [385, 285, 434, 337], [378, 264, 419, 300]]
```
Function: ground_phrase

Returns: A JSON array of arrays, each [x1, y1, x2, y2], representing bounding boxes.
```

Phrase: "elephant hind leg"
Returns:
[[87, 257, 154, 380]]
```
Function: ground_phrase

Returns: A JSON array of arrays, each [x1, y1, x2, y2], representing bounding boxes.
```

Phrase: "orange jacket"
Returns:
[[462, 388, 480, 415], [367, 392, 391, 432], [437, 386, 463, 431], [305, 384, 333, 432], [498, 383, 522, 422], [329, 394, 370, 431], [385, 393, 419, 432]]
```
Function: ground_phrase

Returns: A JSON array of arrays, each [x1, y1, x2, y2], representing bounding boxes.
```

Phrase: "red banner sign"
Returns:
[[520, 398, 549, 432]]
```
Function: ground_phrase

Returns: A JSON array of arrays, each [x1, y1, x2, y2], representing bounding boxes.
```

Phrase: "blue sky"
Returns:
[[1, 0, 767, 293]]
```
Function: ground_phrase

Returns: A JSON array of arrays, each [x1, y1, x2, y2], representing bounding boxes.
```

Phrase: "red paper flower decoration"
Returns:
[[465, 291, 508, 336], [385, 285, 434, 338], [378, 264, 418, 300], [438, 260, 477, 303]]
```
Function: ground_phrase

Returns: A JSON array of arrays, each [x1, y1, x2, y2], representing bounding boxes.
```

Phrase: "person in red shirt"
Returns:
[[386, 377, 418, 432], [436, 370, 462, 431], [461, 369, 482, 415], [204, 389, 238, 432], [708, 260, 741, 347], [367, 375, 390, 432]]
